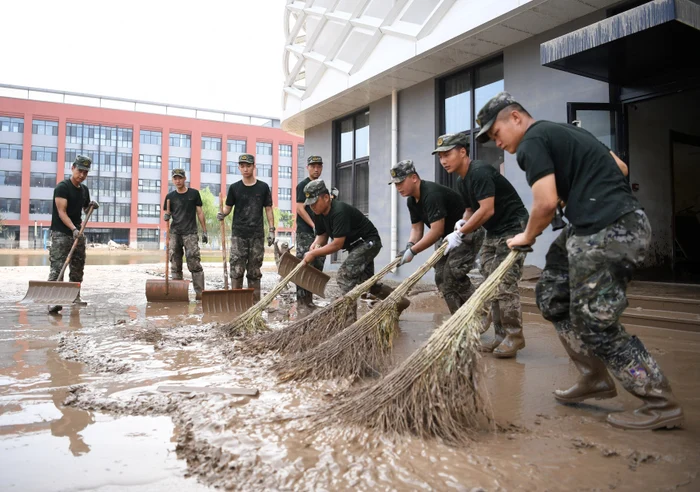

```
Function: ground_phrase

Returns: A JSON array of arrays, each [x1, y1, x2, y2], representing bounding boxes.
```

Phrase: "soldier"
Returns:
[[436, 133, 530, 358], [478, 91, 683, 430], [48, 155, 99, 314], [295, 155, 325, 306], [389, 159, 475, 314], [302, 179, 409, 312], [217, 153, 274, 301], [163, 168, 207, 300]]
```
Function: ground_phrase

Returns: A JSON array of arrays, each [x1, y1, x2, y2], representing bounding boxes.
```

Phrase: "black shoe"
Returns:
[[48, 305, 63, 314]]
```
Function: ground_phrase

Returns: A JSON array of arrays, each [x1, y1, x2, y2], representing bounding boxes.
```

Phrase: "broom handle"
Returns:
[[348, 257, 402, 298], [57, 204, 94, 282], [219, 193, 229, 290], [165, 199, 170, 296], [389, 242, 448, 299]]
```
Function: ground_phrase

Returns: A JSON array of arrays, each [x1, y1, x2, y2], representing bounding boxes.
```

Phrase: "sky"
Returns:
[[2, 0, 289, 118]]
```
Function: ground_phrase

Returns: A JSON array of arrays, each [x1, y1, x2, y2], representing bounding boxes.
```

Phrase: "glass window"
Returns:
[[140, 129, 162, 145], [227, 139, 246, 153], [334, 109, 370, 220], [31, 146, 58, 162], [339, 118, 353, 163], [297, 145, 305, 160], [30, 172, 56, 188], [169, 133, 191, 148], [0, 170, 23, 186], [29, 199, 52, 214], [201, 159, 221, 173], [256, 142, 272, 155], [0, 198, 21, 214], [115, 177, 131, 198], [278, 187, 292, 201], [201, 183, 221, 196], [117, 153, 132, 173], [168, 157, 190, 171], [0, 116, 24, 133], [139, 154, 161, 169], [201, 136, 222, 151], [443, 73, 471, 135], [0, 143, 23, 160], [138, 179, 161, 193], [354, 111, 369, 159], [137, 228, 159, 242], [226, 162, 242, 175], [117, 128, 133, 148], [279, 144, 292, 157], [137, 203, 161, 217], [258, 165, 272, 177], [32, 120, 59, 136], [279, 166, 292, 179]]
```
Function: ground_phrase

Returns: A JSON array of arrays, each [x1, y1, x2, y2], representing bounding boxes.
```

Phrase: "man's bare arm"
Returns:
[[196, 205, 207, 233], [610, 151, 629, 177], [297, 204, 316, 229], [55, 197, 76, 232]]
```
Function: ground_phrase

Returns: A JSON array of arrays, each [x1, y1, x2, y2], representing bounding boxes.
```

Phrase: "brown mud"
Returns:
[[1, 262, 699, 491]]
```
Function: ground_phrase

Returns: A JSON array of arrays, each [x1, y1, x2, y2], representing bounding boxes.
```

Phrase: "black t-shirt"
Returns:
[[516, 121, 638, 235], [225, 180, 273, 237], [164, 188, 202, 235], [51, 179, 90, 235], [315, 199, 379, 250], [407, 180, 465, 239], [296, 177, 316, 235], [457, 160, 529, 237]]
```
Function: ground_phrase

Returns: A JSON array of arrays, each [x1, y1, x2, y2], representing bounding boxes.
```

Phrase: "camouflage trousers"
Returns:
[[48, 231, 86, 282], [478, 230, 525, 331], [434, 227, 484, 314], [169, 232, 203, 278], [295, 231, 325, 300], [230, 235, 265, 283], [535, 209, 666, 396], [337, 239, 382, 294]]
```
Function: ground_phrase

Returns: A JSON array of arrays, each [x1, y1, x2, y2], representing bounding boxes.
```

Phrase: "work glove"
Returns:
[[267, 228, 275, 247], [216, 212, 225, 221], [202, 232, 208, 244], [72, 229, 81, 240], [444, 230, 463, 255], [454, 219, 466, 232], [89, 200, 99, 210], [399, 247, 415, 266], [330, 187, 339, 199], [163, 212, 171, 221]]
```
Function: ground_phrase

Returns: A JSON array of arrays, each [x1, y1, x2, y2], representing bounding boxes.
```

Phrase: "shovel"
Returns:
[[277, 252, 330, 298], [20, 204, 95, 305], [145, 199, 190, 302], [201, 194, 255, 314]]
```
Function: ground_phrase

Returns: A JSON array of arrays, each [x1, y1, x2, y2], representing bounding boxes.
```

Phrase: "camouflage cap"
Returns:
[[172, 168, 186, 178], [238, 153, 255, 165], [73, 155, 92, 171], [431, 133, 468, 154], [388, 159, 417, 185], [475, 91, 517, 143], [307, 155, 323, 165], [303, 179, 329, 206]]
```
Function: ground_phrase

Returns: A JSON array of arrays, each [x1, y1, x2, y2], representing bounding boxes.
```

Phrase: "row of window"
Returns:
[[66, 123, 133, 147], [0, 116, 24, 133], [201, 136, 221, 151], [32, 120, 59, 136], [1, 171, 57, 187], [64, 149, 132, 173], [31, 146, 58, 162], [0, 143, 23, 159], [138, 179, 160, 193], [137, 228, 159, 242], [83, 176, 132, 197], [278, 188, 291, 201]]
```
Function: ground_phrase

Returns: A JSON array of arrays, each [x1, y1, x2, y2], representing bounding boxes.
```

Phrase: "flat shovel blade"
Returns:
[[20, 280, 81, 305], [201, 288, 255, 314], [145, 279, 190, 302], [277, 252, 330, 298]]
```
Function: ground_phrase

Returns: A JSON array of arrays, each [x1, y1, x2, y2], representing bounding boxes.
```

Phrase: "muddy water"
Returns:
[[1, 262, 699, 491], [0, 251, 244, 267]]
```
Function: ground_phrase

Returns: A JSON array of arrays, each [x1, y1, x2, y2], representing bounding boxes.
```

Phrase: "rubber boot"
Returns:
[[231, 277, 244, 289], [192, 271, 205, 301], [370, 284, 411, 314], [479, 320, 505, 353], [299, 291, 315, 308], [554, 333, 617, 403], [607, 377, 684, 430], [73, 289, 87, 306], [492, 326, 525, 358], [249, 279, 262, 303], [48, 305, 63, 315]]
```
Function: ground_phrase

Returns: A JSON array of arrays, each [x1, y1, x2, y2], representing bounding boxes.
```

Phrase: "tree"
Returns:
[[279, 210, 294, 229], [0, 212, 4, 233]]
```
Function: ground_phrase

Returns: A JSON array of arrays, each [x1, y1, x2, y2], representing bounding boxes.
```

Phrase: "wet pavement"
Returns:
[[0, 262, 699, 491]]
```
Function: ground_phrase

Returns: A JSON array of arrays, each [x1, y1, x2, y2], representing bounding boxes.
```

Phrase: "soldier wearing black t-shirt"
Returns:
[[295, 155, 325, 306], [163, 168, 208, 300], [389, 159, 475, 314], [302, 179, 409, 313], [477, 91, 683, 430], [217, 153, 274, 301], [47, 155, 99, 313], [436, 132, 529, 358]]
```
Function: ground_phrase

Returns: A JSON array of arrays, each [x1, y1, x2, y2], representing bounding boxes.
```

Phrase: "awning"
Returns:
[[540, 0, 700, 86]]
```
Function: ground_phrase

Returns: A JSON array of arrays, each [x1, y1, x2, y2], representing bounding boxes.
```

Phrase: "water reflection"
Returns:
[[0, 252, 232, 267]]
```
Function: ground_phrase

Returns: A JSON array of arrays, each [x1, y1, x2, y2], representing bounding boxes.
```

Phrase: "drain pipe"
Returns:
[[390, 89, 398, 269]]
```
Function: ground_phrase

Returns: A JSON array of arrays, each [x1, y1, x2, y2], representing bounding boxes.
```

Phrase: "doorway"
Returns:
[[671, 131, 700, 281]]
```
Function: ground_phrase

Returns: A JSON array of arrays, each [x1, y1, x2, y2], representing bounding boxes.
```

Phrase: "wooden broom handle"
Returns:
[[220, 193, 229, 290], [57, 204, 94, 281]]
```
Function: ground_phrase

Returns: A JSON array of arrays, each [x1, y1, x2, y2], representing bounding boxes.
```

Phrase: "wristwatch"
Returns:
[[269, 227, 276, 232]]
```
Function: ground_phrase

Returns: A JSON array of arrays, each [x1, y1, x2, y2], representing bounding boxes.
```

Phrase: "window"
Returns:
[[0, 143, 23, 160], [201, 159, 221, 173], [298, 145, 305, 160], [438, 56, 504, 185], [140, 129, 162, 146], [29, 199, 52, 214], [138, 203, 161, 217], [139, 154, 161, 169], [169, 133, 191, 148], [66, 123, 82, 144], [32, 120, 59, 136], [138, 179, 161, 193], [137, 228, 159, 242], [335, 109, 370, 214], [31, 146, 58, 162], [0, 116, 24, 133], [168, 157, 190, 172], [96, 203, 131, 223], [30, 172, 56, 188], [278, 187, 292, 201], [256, 142, 272, 155], [117, 128, 133, 148], [226, 162, 242, 175], [0, 198, 21, 214], [64, 149, 98, 168], [201, 183, 221, 196], [228, 139, 246, 153], [201, 136, 222, 151], [0, 170, 22, 186], [258, 165, 272, 177], [279, 166, 292, 179], [117, 153, 132, 173], [99, 126, 117, 146], [279, 144, 292, 157], [97, 152, 117, 172]]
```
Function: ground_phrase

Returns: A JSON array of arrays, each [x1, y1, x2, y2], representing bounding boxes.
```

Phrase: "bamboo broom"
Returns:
[[221, 260, 306, 337], [243, 257, 402, 355], [313, 248, 528, 444], [273, 244, 448, 382]]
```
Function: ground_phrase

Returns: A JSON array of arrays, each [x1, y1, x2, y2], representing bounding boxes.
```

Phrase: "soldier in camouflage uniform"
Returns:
[[163, 168, 208, 300], [295, 155, 326, 306], [48, 155, 99, 313], [218, 154, 274, 302], [302, 179, 409, 312], [478, 91, 683, 430], [436, 132, 529, 358]]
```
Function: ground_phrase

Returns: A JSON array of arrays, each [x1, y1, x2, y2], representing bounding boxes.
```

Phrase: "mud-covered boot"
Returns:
[[231, 277, 244, 289], [555, 334, 617, 403], [607, 378, 684, 430], [298, 291, 315, 308], [479, 321, 505, 353], [249, 279, 262, 303], [492, 326, 525, 358], [192, 271, 205, 301], [72, 290, 87, 306]]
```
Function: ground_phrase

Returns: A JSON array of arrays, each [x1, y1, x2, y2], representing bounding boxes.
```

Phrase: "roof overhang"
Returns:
[[541, 0, 700, 86]]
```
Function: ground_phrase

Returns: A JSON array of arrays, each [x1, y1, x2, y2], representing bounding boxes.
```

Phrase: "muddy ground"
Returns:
[[1, 261, 698, 491]]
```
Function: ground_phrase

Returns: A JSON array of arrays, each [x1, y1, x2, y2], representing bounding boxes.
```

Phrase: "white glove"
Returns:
[[399, 247, 415, 266], [454, 219, 466, 232], [444, 231, 463, 255]]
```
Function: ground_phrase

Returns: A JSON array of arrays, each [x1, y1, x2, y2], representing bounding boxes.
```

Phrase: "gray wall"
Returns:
[[368, 95, 393, 274]]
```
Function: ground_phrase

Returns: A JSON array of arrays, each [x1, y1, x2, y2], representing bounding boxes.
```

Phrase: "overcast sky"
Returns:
[[2, 0, 288, 118]]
